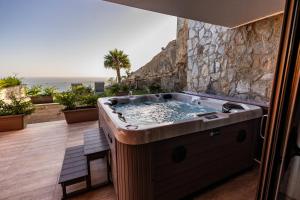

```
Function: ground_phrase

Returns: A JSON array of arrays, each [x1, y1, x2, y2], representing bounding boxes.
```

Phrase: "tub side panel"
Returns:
[[99, 105, 119, 194], [116, 141, 153, 200], [151, 119, 259, 200]]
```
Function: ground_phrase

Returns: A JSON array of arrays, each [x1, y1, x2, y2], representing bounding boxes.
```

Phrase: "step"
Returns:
[[59, 145, 89, 199]]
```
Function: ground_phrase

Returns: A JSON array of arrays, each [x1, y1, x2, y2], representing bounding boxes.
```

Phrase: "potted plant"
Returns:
[[0, 95, 35, 132], [55, 86, 99, 124], [27, 86, 57, 104], [107, 83, 129, 96], [148, 83, 162, 93], [0, 75, 21, 89]]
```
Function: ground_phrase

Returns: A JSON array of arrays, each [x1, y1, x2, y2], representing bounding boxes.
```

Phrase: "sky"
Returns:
[[0, 0, 177, 78]]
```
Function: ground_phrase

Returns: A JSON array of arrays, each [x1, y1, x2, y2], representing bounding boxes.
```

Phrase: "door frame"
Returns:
[[256, 0, 300, 199]]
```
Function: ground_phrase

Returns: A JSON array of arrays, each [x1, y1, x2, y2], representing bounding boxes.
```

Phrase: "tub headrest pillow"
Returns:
[[222, 102, 244, 113], [108, 98, 118, 106], [163, 94, 172, 100]]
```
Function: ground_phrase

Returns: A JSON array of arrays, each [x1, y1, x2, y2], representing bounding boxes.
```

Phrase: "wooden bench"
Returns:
[[59, 145, 89, 199], [58, 128, 110, 199], [83, 127, 110, 187]]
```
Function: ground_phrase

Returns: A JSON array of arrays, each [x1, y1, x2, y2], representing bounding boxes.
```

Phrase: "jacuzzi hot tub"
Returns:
[[98, 93, 263, 200]]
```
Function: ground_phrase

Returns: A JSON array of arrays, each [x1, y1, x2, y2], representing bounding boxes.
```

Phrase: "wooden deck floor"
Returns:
[[0, 120, 259, 200]]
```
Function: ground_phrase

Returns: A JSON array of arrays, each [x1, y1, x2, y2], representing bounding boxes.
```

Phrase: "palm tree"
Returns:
[[104, 49, 131, 84]]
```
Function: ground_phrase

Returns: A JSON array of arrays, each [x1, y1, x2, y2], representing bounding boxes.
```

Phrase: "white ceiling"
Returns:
[[104, 0, 285, 28]]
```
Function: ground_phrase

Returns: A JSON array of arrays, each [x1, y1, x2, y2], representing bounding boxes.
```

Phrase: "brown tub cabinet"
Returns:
[[100, 111, 259, 200]]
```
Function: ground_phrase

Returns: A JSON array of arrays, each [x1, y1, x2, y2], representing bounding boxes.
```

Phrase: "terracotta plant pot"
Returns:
[[0, 114, 26, 132], [63, 107, 98, 124], [30, 96, 54, 104]]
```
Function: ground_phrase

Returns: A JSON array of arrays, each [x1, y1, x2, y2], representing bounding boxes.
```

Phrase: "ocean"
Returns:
[[22, 77, 108, 92]]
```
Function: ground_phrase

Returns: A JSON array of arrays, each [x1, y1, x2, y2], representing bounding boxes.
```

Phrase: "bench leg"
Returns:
[[86, 160, 92, 189], [106, 154, 111, 183], [61, 183, 67, 200]]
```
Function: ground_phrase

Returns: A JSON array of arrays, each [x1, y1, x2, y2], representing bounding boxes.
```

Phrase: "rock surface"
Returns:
[[127, 14, 282, 103], [185, 14, 283, 102], [0, 85, 27, 103]]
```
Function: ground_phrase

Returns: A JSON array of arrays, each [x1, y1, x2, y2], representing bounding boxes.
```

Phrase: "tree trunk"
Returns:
[[116, 67, 121, 84]]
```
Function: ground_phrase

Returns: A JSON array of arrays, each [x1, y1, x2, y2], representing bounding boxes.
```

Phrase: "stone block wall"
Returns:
[[0, 85, 27, 102], [127, 15, 282, 103], [185, 14, 283, 103]]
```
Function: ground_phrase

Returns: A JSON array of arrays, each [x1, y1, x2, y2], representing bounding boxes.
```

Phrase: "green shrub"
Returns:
[[26, 85, 57, 97], [0, 100, 6, 115], [0, 95, 35, 116], [120, 84, 129, 92], [105, 83, 130, 96], [55, 92, 77, 110], [55, 85, 99, 110], [26, 85, 42, 96], [0, 76, 22, 89], [108, 84, 121, 95], [71, 85, 93, 96], [132, 89, 149, 95], [79, 94, 100, 107], [101, 89, 113, 97], [42, 86, 57, 96], [148, 83, 161, 93]]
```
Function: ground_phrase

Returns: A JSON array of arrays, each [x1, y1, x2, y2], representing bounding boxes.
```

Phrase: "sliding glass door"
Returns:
[[256, 0, 300, 199]]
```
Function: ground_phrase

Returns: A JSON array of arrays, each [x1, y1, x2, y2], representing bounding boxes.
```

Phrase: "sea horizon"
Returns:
[[19, 76, 110, 92]]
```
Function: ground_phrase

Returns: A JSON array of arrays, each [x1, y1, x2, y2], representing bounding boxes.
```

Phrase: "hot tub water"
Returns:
[[113, 100, 220, 125]]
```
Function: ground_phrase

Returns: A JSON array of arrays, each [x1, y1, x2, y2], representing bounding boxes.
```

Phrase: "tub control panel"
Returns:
[[205, 114, 219, 120]]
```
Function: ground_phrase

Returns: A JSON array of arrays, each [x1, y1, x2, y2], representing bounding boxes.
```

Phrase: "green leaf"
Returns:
[[0, 75, 22, 89]]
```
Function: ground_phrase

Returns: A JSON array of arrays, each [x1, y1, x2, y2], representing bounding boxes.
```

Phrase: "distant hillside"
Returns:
[[126, 18, 189, 91], [129, 40, 176, 79]]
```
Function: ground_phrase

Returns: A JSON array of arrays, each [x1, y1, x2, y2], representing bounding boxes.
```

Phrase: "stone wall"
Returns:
[[127, 14, 282, 103], [127, 18, 189, 91], [185, 14, 283, 103], [0, 85, 26, 102], [175, 18, 189, 90]]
